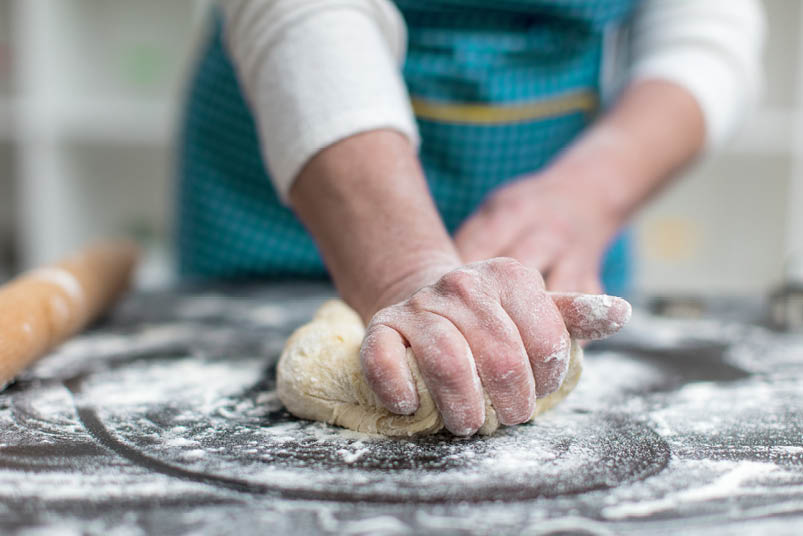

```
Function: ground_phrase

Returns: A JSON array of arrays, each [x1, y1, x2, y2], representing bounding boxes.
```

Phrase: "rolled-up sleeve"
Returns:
[[628, 0, 766, 148], [220, 0, 419, 204]]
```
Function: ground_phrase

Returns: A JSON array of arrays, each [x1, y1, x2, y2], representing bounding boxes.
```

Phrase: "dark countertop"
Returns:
[[0, 283, 801, 535]]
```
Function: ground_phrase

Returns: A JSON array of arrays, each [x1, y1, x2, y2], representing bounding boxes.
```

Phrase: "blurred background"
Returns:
[[0, 0, 801, 299]]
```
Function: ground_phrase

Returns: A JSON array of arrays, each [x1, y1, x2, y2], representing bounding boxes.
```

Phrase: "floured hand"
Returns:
[[360, 258, 631, 436]]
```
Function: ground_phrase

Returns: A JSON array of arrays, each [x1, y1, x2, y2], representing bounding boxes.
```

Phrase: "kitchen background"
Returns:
[[0, 0, 799, 297]]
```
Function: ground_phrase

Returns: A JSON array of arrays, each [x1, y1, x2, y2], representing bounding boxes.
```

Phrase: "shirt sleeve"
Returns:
[[628, 0, 766, 149], [219, 0, 419, 204]]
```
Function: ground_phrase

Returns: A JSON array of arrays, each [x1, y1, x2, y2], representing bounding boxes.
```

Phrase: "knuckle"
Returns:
[[489, 256, 545, 290], [487, 257, 527, 280], [369, 304, 404, 327], [405, 287, 438, 313], [437, 269, 483, 302]]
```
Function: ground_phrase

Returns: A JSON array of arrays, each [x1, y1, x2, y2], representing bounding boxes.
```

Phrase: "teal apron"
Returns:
[[178, 0, 638, 295]]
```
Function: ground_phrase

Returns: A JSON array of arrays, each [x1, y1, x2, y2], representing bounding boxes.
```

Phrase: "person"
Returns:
[[178, 0, 764, 435]]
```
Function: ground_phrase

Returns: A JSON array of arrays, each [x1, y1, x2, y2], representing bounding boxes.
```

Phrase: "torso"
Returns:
[[178, 0, 639, 294]]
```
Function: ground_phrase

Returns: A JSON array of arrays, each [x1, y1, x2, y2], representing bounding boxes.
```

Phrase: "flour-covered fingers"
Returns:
[[362, 257, 614, 436], [492, 258, 571, 397], [387, 305, 486, 436], [433, 269, 536, 425], [360, 324, 418, 415], [548, 292, 632, 340]]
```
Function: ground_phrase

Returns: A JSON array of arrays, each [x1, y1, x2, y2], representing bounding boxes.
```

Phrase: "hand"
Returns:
[[454, 79, 708, 294], [359, 258, 631, 436], [454, 171, 624, 294]]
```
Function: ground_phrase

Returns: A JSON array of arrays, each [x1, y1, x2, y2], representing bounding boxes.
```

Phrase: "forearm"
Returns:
[[289, 130, 460, 321], [544, 79, 705, 224]]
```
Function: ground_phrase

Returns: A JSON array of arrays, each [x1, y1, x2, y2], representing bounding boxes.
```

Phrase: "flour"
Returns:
[[336, 446, 370, 464], [80, 357, 263, 413], [1, 288, 801, 535], [165, 437, 198, 448], [248, 304, 291, 327], [602, 461, 783, 519]]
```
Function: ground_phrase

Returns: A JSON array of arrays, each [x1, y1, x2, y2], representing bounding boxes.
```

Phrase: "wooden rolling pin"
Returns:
[[0, 241, 139, 389]]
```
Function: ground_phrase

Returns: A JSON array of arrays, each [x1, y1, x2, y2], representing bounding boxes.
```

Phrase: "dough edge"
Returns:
[[277, 300, 583, 437]]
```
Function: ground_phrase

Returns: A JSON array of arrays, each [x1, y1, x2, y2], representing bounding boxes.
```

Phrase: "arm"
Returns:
[[290, 129, 628, 435], [289, 130, 459, 321], [220, 0, 419, 201], [456, 0, 765, 293], [222, 1, 629, 435]]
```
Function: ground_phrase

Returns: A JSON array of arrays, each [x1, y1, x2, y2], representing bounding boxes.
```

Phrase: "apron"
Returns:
[[178, 0, 638, 295]]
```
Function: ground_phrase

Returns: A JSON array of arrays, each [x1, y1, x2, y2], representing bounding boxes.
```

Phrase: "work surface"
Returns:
[[0, 283, 801, 535]]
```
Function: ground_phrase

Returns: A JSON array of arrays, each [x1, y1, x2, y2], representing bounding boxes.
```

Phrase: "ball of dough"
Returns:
[[277, 300, 583, 437]]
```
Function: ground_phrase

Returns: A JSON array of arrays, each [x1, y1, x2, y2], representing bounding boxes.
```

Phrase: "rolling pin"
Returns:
[[0, 241, 139, 390]]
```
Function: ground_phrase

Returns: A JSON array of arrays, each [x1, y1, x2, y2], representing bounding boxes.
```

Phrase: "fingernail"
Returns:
[[390, 381, 419, 415], [613, 297, 633, 327], [392, 397, 418, 415]]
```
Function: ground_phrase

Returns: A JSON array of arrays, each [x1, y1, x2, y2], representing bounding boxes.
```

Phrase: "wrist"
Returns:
[[288, 129, 461, 322], [544, 79, 705, 225], [354, 249, 461, 323]]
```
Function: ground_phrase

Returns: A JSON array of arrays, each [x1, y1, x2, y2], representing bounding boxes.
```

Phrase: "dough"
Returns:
[[277, 300, 583, 437]]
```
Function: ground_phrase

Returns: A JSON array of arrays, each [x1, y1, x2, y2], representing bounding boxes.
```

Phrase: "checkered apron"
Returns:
[[178, 0, 639, 295]]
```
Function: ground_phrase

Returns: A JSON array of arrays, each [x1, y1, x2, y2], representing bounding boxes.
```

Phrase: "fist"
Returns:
[[360, 258, 630, 436]]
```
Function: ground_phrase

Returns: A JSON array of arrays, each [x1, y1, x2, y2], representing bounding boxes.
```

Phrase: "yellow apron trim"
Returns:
[[411, 89, 598, 125]]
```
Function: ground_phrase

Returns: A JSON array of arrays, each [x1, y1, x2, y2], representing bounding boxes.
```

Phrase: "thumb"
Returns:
[[548, 292, 632, 340]]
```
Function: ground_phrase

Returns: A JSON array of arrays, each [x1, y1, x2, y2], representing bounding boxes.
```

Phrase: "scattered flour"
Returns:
[[1, 291, 801, 535]]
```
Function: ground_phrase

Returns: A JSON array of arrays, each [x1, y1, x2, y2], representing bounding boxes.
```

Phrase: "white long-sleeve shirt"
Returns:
[[220, 0, 765, 203]]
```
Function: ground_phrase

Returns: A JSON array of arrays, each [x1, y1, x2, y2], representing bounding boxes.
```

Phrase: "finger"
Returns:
[[361, 324, 419, 414], [458, 304, 536, 425], [548, 292, 632, 340], [492, 259, 571, 397], [502, 230, 565, 274], [394, 310, 486, 436], [454, 208, 519, 263], [434, 269, 535, 425]]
